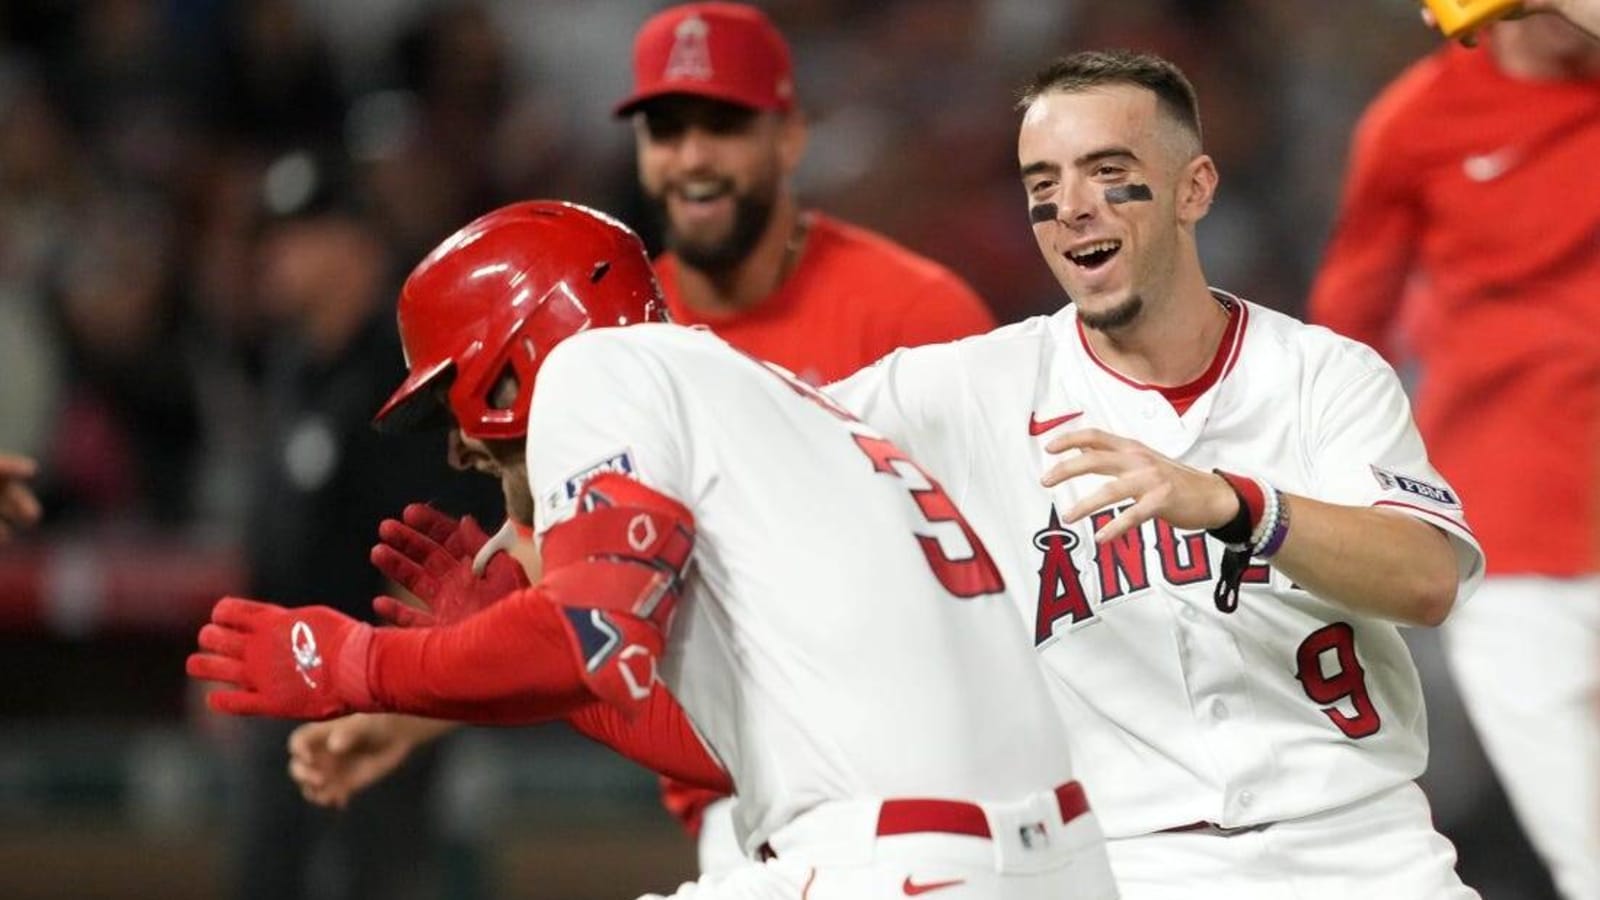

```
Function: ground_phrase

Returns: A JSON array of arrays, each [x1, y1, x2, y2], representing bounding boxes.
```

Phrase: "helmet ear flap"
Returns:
[[458, 328, 541, 440]]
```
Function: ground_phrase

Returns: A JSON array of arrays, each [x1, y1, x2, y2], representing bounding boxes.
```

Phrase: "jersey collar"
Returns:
[[1070, 289, 1248, 416]]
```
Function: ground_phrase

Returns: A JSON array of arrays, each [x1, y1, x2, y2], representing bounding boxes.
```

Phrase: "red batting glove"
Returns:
[[186, 598, 375, 719], [370, 504, 529, 627]]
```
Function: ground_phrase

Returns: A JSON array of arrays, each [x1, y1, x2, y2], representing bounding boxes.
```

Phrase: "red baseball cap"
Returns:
[[614, 2, 795, 117]]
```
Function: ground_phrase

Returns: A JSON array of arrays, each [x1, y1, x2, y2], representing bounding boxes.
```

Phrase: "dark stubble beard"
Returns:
[[1077, 294, 1144, 331], [652, 180, 778, 277]]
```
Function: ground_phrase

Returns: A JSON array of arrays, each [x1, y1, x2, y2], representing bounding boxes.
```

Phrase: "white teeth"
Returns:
[[681, 182, 726, 201], [1069, 240, 1121, 260]]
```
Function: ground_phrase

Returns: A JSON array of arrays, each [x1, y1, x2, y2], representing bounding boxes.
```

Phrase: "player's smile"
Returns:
[[1058, 233, 1130, 296], [668, 177, 737, 230], [1065, 237, 1122, 271]]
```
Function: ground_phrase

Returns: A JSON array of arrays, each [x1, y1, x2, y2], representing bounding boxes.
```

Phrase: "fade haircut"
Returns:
[[1017, 50, 1203, 150]]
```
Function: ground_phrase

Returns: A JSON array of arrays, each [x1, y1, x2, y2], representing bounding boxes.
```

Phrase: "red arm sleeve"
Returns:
[[1307, 73, 1428, 360], [364, 586, 594, 724], [659, 777, 730, 837], [566, 689, 733, 794]]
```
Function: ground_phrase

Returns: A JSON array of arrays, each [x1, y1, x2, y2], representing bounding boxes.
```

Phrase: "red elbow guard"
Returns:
[[541, 474, 696, 716]]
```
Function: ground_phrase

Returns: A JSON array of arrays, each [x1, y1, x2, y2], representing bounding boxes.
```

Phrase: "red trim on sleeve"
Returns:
[[1374, 499, 1477, 538]]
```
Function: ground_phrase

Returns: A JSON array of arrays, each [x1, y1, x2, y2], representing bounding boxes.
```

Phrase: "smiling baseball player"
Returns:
[[821, 51, 1487, 898]]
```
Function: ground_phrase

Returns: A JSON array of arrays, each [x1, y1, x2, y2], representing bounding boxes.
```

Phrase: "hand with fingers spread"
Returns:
[[1040, 428, 1239, 543], [288, 713, 456, 809], [370, 504, 529, 628], [187, 598, 375, 719], [0, 454, 42, 543]]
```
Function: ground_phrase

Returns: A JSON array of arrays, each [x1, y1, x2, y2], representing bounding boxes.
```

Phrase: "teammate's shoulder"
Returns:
[[849, 313, 1046, 393], [544, 322, 707, 373], [810, 214, 976, 294], [1242, 298, 1389, 377]]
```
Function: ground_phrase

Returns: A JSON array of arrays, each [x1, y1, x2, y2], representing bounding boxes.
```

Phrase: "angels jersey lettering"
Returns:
[[526, 324, 1080, 855], [829, 293, 1485, 838]]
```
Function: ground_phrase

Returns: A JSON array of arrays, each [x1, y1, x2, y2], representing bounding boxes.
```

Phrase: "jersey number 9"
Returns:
[[1294, 622, 1382, 739]]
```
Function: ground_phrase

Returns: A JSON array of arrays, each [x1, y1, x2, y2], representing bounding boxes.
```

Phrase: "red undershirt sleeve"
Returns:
[[364, 586, 594, 724], [567, 689, 732, 793]]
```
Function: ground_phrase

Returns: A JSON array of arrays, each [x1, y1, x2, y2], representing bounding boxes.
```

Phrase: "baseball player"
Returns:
[[188, 200, 1118, 899], [819, 50, 1486, 897], [290, 4, 1003, 872], [622, 2, 995, 387], [1310, 17, 1600, 897], [619, 0, 998, 863], [282, 49, 1491, 898]]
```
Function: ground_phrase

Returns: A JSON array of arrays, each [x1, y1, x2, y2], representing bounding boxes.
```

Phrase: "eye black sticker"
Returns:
[[1104, 184, 1153, 204]]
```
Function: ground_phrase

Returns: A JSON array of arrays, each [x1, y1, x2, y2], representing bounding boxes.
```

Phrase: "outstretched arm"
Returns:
[[190, 473, 695, 724], [1042, 429, 1460, 627]]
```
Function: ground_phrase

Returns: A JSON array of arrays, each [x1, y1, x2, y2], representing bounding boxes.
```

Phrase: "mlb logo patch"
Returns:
[[543, 450, 636, 515], [564, 451, 635, 501], [1369, 465, 1460, 508]]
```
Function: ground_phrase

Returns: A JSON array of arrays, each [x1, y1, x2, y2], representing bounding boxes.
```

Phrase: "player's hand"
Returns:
[[287, 713, 455, 809], [1041, 428, 1238, 543], [0, 454, 42, 543], [370, 504, 529, 627], [186, 598, 375, 719], [1522, 0, 1600, 36]]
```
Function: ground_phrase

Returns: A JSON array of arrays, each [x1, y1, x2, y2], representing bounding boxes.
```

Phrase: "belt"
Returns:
[[759, 781, 1090, 860], [877, 781, 1090, 838]]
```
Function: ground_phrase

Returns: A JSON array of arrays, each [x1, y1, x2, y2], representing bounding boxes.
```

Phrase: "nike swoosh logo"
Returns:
[[1463, 149, 1517, 183], [1028, 410, 1083, 435], [903, 876, 966, 896]]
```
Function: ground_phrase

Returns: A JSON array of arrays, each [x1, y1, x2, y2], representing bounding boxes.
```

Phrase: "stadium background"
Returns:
[[0, 0, 1557, 897]]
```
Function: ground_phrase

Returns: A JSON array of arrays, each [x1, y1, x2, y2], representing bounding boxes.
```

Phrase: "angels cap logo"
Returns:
[[291, 621, 323, 689], [664, 14, 712, 81]]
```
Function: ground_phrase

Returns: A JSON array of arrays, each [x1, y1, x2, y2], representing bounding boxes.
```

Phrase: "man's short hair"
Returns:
[[1017, 50, 1202, 148]]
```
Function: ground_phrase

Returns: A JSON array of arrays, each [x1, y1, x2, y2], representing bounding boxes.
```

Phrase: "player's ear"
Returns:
[[1175, 153, 1218, 227]]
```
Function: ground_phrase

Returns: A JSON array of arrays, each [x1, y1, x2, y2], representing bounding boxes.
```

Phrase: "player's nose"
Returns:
[[674, 125, 720, 170], [1055, 180, 1101, 228]]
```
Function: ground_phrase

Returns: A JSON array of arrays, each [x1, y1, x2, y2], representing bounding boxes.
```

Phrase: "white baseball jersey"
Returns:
[[525, 323, 1081, 855], [828, 293, 1486, 839]]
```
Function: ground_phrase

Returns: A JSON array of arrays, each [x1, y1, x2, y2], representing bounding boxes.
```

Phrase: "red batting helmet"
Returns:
[[373, 200, 665, 441]]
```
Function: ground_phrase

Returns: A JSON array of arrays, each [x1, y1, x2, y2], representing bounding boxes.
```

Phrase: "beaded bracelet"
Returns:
[[1209, 471, 1292, 613]]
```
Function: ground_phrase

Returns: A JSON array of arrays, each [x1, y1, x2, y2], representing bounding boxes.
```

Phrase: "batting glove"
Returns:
[[187, 598, 375, 719], [370, 504, 529, 628]]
